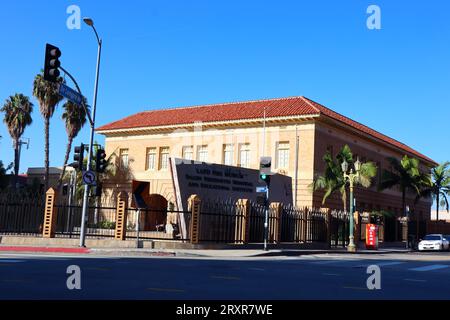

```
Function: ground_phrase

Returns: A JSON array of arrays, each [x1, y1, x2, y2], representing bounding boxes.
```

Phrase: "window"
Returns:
[[197, 145, 208, 162], [146, 148, 157, 170], [159, 147, 170, 170], [182, 146, 194, 160], [239, 143, 251, 168], [223, 144, 234, 166], [119, 149, 129, 168], [276, 142, 290, 169]]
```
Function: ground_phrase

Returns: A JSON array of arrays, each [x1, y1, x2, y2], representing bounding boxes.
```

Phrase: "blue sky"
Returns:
[[0, 0, 449, 173]]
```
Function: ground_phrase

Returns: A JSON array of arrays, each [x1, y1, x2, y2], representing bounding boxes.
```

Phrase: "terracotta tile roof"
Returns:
[[97, 96, 435, 165]]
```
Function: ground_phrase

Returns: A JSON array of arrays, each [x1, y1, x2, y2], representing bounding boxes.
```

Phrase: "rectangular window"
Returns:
[[182, 146, 194, 160], [159, 147, 170, 170], [197, 145, 208, 162], [119, 149, 129, 168], [276, 142, 290, 169], [146, 148, 157, 170], [239, 143, 251, 168], [223, 144, 234, 166]]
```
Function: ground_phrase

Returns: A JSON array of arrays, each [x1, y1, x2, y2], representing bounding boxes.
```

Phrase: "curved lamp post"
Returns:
[[342, 157, 361, 252], [79, 17, 102, 247]]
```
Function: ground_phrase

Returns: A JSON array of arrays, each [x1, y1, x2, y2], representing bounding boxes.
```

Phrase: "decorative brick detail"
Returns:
[[115, 193, 128, 240], [42, 188, 57, 238], [188, 195, 201, 244]]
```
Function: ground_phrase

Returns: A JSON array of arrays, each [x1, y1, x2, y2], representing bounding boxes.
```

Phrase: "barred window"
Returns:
[[277, 142, 290, 169]]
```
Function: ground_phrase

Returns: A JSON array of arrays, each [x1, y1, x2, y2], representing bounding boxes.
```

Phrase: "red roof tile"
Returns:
[[97, 96, 435, 165]]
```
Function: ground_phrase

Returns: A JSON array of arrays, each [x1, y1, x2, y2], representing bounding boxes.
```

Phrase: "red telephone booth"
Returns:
[[366, 224, 379, 250]]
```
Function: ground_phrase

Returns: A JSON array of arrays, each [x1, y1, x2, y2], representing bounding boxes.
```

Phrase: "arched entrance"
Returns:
[[144, 194, 168, 231]]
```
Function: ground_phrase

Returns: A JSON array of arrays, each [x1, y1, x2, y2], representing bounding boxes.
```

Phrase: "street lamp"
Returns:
[[79, 17, 102, 247], [342, 157, 361, 252]]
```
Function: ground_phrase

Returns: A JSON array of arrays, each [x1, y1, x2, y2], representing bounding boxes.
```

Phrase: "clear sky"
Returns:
[[0, 0, 449, 173]]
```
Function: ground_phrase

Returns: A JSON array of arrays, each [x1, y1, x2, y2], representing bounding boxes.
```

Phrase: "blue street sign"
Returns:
[[59, 83, 83, 105], [256, 186, 268, 193], [82, 170, 97, 186]]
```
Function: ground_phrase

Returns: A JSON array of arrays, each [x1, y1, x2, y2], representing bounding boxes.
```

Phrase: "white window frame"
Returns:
[[223, 144, 234, 166], [120, 149, 129, 169], [146, 147, 157, 170], [276, 142, 290, 170], [239, 143, 251, 168], [159, 147, 170, 170], [182, 146, 194, 161], [197, 145, 208, 162]]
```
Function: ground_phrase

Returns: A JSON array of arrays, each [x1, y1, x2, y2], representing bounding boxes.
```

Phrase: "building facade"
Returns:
[[97, 96, 436, 227]]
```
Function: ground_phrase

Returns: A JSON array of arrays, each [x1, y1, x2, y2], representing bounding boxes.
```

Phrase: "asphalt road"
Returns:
[[1, 252, 450, 300]]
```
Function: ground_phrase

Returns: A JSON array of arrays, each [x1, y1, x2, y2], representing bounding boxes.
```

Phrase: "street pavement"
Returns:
[[0, 251, 450, 300]]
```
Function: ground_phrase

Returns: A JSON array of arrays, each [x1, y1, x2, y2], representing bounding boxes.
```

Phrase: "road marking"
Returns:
[[210, 275, 241, 280], [343, 286, 367, 290], [409, 264, 450, 272], [310, 260, 354, 265], [404, 279, 427, 282], [147, 287, 185, 293], [85, 267, 110, 271], [356, 261, 405, 268]]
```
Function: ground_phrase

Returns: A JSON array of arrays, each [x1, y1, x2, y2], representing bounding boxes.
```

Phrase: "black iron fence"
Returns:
[[0, 193, 44, 236], [0, 191, 348, 246], [54, 201, 117, 239]]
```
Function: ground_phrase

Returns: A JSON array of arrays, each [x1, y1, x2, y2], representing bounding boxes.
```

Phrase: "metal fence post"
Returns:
[[303, 207, 309, 242], [115, 192, 128, 241], [188, 195, 201, 244], [43, 188, 57, 238]]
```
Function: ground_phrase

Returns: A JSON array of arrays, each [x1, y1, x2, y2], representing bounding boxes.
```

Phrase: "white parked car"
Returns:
[[418, 234, 450, 251]]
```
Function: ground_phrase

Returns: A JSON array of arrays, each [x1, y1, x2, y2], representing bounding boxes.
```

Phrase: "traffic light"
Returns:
[[73, 144, 85, 171], [95, 148, 107, 173], [44, 43, 61, 83], [259, 156, 272, 186]]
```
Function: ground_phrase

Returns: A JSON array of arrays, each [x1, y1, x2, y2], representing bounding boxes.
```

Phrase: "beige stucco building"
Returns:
[[97, 96, 436, 238]]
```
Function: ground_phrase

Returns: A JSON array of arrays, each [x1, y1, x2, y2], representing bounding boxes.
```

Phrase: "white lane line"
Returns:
[[404, 279, 427, 282], [409, 264, 450, 272], [0, 260, 25, 263]]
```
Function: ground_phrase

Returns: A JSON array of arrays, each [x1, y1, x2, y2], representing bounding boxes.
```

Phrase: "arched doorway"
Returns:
[[144, 194, 168, 231]]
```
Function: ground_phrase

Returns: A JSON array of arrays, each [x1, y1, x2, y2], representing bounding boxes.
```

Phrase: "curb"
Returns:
[[0, 246, 91, 254]]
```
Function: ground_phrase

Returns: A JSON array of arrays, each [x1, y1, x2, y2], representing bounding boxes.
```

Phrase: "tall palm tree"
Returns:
[[311, 145, 377, 212], [32, 71, 64, 191], [0, 94, 33, 184], [57, 99, 89, 188], [379, 155, 426, 217], [419, 162, 450, 221]]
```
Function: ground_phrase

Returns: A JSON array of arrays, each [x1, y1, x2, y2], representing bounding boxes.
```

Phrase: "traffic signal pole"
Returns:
[[79, 34, 102, 248], [264, 187, 269, 251]]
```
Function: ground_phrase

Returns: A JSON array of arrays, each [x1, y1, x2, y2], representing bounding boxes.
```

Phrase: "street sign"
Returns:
[[82, 170, 96, 186], [256, 186, 268, 193], [59, 83, 83, 105]]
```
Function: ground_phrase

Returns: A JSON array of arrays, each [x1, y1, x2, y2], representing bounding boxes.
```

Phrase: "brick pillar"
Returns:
[[354, 211, 360, 246], [115, 192, 128, 240], [303, 207, 309, 242], [270, 203, 282, 243], [42, 188, 57, 238], [236, 199, 250, 244], [326, 209, 332, 248], [188, 195, 201, 244]]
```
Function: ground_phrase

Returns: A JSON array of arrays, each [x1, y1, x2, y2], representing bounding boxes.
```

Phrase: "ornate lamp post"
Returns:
[[342, 157, 362, 252]]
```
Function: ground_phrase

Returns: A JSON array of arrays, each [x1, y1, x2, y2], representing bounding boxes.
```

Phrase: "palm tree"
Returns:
[[311, 145, 377, 211], [379, 155, 426, 217], [57, 99, 89, 188], [32, 71, 64, 191], [0, 94, 33, 185], [419, 162, 450, 221]]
